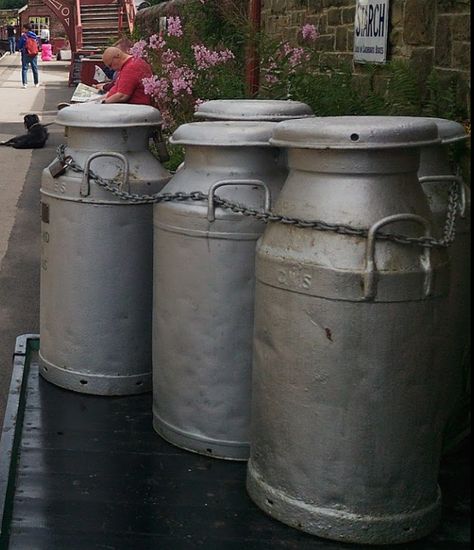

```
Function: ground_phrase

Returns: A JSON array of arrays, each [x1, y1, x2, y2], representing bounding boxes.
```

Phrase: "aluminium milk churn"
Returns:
[[153, 122, 287, 460], [194, 99, 314, 122], [194, 99, 314, 170], [40, 104, 170, 396], [247, 117, 450, 545], [416, 118, 470, 426]]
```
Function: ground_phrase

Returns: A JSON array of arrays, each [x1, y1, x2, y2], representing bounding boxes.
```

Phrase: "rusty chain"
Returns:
[[56, 145, 461, 249]]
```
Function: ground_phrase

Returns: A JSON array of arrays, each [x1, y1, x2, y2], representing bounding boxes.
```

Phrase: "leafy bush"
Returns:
[[0, 0, 26, 9], [134, 1, 469, 169]]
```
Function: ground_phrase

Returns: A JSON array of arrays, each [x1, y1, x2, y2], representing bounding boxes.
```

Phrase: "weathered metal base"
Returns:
[[246, 462, 443, 546], [39, 352, 152, 396], [153, 412, 249, 461]]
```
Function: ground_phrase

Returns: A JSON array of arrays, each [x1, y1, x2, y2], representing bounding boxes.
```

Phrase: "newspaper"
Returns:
[[93, 65, 108, 83], [71, 83, 103, 103]]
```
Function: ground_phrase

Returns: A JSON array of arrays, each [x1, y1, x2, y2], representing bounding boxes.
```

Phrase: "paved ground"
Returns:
[[0, 53, 72, 425]]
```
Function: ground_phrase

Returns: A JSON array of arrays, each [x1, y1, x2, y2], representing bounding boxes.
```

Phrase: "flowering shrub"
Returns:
[[133, 13, 245, 131], [259, 25, 320, 99], [132, 4, 319, 133], [134, 0, 469, 176]]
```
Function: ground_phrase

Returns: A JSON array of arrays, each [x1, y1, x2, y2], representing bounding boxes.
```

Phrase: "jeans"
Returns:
[[21, 54, 39, 86], [8, 36, 16, 54]]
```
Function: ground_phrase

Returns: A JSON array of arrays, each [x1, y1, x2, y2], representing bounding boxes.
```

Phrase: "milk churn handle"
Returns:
[[207, 180, 271, 223], [364, 214, 433, 302], [81, 152, 130, 198], [418, 175, 468, 218]]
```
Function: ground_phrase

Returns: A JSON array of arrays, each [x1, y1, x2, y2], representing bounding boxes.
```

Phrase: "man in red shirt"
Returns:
[[101, 47, 152, 105]]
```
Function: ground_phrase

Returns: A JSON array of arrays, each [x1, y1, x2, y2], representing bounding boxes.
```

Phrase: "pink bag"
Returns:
[[41, 43, 53, 61]]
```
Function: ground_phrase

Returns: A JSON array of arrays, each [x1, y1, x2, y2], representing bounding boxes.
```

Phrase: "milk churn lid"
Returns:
[[170, 121, 278, 147], [55, 104, 163, 128], [194, 100, 314, 121], [270, 116, 441, 150], [421, 117, 469, 145]]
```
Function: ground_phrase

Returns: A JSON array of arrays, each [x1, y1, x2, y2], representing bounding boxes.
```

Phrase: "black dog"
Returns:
[[0, 114, 49, 149]]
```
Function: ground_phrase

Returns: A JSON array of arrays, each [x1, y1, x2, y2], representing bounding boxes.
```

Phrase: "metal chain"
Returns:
[[57, 145, 460, 249]]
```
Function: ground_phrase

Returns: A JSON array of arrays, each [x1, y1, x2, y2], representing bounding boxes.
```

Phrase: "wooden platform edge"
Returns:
[[0, 335, 39, 549]]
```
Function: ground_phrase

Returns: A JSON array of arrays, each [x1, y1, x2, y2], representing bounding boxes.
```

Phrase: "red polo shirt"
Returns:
[[107, 57, 152, 105]]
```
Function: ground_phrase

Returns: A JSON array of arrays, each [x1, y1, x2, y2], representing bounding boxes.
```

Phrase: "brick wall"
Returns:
[[262, 0, 470, 107], [20, 1, 66, 40]]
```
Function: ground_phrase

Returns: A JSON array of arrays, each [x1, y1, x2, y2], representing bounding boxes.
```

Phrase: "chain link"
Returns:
[[57, 145, 461, 249]]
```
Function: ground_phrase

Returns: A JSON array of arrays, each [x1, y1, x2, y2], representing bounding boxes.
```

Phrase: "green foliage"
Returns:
[[137, 0, 469, 153], [130, 24, 145, 42], [280, 59, 469, 125], [149, 141, 185, 173], [182, 0, 247, 55], [146, 0, 167, 6], [163, 143, 184, 173], [422, 69, 470, 168], [268, 60, 470, 179], [423, 69, 466, 121], [136, 1, 468, 126], [289, 68, 359, 116], [0, 0, 25, 9], [385, 60, 422, 116], [144, 24, 245, 131]]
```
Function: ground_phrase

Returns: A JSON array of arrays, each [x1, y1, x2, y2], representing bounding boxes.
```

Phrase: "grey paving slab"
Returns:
[[0, 54, 72, 425]]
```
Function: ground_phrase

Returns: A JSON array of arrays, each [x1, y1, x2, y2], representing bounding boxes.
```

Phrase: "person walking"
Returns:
[[6, 24, 16, 55], [18, 24, 40, 89]]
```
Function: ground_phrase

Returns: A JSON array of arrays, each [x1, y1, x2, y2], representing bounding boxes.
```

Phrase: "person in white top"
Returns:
[[40, 26, 50, 43]]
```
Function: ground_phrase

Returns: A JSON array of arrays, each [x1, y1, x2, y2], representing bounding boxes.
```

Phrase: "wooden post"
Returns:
[[245, 0, 261, 97]]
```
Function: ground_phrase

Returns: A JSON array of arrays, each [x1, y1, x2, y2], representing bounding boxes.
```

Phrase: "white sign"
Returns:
[[159, 17, 168, 33], [354, 0, 390, 64]]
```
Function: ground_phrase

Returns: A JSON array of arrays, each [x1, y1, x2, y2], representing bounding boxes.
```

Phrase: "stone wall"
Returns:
[[136, 0, 470, 112], [262, 0, 470, 108], [136, 0, 189, 36]]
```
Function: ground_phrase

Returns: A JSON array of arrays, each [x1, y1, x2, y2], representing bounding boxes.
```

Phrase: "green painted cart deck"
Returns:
[[0, 336, 470, 549]]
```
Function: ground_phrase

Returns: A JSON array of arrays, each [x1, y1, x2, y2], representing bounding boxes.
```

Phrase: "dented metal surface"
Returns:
[[152, 122, 287, 460], [39, 104, 170, 396], [247, 117, 452, 545]]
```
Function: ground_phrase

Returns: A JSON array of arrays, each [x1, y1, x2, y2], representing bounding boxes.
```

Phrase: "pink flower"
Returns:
[[149, 33, 166, 51], [282, 42, 292, 57], [142, 75, 169, 100], [264, 74, 279, 85], [160, 109, 175, 130], [194, 98, 205, 110], [302, 24, 319, 42], [288, 47, 308, 68], [278, 42, 309, 69], [162, 48, 181, 66], [266, 58, 278, 72], [167, 65, 196, 95], [130, 40, 147, 59], [192, 44, 235, 70], [167, 16, 183, 38]]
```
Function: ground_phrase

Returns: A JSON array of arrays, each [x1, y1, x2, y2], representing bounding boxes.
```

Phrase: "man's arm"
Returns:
[[102, 92, 131, 104], [103, 59, 151, 104]]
